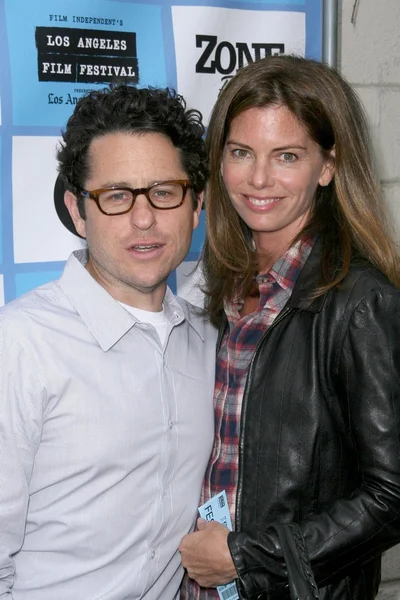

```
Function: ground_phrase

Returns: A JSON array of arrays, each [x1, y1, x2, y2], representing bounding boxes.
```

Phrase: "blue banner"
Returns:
[[0, 0, 322, 305]]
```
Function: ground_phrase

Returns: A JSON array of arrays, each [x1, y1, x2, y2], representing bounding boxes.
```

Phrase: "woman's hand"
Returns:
[[179, 518, 238, 587]]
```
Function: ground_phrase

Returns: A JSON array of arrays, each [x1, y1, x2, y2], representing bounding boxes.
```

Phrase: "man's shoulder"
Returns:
[[0, 279, 68, 335], [174, 295, 218, 342]]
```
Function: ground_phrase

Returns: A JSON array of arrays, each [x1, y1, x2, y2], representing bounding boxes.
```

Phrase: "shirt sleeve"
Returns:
[[0, 323, 44, 597], [227, 286, 400, 598]]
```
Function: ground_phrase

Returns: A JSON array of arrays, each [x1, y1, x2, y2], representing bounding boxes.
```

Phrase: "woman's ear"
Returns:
[[319, 146, 335, 187]]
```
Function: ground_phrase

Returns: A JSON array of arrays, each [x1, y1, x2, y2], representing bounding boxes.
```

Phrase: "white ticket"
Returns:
[[198, 491, 239, 600]]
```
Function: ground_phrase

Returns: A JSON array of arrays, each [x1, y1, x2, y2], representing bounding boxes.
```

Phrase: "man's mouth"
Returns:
[[131, 244, 161, 252]]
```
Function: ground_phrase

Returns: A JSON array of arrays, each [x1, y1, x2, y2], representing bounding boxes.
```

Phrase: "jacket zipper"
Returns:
[[234, 306, 293, 529]]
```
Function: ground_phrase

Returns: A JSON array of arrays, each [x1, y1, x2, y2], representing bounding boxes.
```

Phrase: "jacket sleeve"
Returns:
[[228, 286, 400, 598], [0, 324, 44, 597]]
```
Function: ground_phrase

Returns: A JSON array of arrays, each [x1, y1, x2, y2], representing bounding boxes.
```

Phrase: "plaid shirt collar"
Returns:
[[225, 236, 315, 323]]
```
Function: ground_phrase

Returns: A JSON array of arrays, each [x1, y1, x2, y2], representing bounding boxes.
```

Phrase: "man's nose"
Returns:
[[129, 194, 157, 230]]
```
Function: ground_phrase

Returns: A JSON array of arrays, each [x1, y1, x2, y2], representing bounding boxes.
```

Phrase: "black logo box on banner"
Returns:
[[35, 27, 138, 84]]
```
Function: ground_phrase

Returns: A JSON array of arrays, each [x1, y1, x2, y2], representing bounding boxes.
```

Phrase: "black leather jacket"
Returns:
[[225, 241, 400, 599]]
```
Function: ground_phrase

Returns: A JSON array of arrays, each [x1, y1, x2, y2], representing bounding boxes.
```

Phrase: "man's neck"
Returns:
[[85, 259, 166, 312]]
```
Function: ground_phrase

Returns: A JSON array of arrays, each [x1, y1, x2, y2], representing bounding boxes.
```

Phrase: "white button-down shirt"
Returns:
[[0, 250, 217, 600]]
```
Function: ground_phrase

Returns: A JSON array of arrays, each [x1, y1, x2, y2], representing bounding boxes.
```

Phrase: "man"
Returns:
[[0, 85, 216, 599]]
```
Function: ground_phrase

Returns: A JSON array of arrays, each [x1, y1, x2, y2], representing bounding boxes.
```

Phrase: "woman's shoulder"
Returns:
[[344, 258, 396, 290], [331, 260, 400, 312]]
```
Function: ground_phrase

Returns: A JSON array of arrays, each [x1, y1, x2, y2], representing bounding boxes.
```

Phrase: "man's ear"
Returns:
[[193, 191, 204, 230], [64, 191, 87, 239]]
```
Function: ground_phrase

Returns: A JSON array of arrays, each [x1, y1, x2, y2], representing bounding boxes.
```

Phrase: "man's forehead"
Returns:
[[88, 130, 174, 150], [85, 132, 187, 182]]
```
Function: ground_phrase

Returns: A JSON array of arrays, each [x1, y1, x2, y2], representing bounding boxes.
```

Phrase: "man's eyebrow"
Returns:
[[86, 181, 132, 189], [88, 179, 181, 189]]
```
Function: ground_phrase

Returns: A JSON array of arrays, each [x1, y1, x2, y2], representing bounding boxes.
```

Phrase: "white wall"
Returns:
[[340, 0, 400, 238], [339, 0, 400, 596]]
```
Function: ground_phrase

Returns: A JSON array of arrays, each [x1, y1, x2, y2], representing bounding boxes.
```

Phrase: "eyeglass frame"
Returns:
[[79, 179, 192, 215]]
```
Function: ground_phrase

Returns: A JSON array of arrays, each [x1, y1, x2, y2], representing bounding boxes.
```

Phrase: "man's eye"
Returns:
[[102, 191, 130, 202], [153, 189, 172, 197]]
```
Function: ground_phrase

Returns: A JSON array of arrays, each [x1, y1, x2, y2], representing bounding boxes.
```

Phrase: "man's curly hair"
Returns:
[[57, 85, 208, 214]]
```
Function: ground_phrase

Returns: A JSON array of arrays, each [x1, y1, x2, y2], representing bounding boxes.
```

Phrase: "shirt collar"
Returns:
[[162, 287, 206, 341], [225, 236, 315, 317], [257, 236, 315, 293], [58, 249, 203, 350]]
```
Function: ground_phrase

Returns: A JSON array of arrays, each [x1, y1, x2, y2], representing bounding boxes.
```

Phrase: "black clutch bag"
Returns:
[[270, 523, 320, 600]]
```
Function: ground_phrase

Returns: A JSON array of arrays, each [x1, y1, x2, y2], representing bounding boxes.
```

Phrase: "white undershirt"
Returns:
[[118, 302, 170, 345]]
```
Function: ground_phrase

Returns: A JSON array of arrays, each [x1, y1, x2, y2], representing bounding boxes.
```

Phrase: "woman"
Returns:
[[180, 55, 400, 599]]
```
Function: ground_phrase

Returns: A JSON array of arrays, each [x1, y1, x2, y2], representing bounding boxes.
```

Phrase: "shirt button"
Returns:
[[150, 550, 155, 559], [168, 420, 173, 430]]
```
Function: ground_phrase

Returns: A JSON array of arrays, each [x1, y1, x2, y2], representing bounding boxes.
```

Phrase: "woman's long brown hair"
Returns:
[[202, 55, 400, 327]]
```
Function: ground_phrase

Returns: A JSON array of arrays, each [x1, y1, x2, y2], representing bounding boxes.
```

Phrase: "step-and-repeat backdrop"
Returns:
[[0, 0, 322, 305]]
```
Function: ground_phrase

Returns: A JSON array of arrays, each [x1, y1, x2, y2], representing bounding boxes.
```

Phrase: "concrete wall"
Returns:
[[339, 0, 400, 238], [339, 0, 400, 596]]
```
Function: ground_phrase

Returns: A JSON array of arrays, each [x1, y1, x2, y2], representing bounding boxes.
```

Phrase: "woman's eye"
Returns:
[[281, 152, 296, 163], [232, 149, 250, 159]]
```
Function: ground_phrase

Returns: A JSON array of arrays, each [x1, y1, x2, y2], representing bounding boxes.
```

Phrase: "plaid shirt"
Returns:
[[181, 237, 314, 600]]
